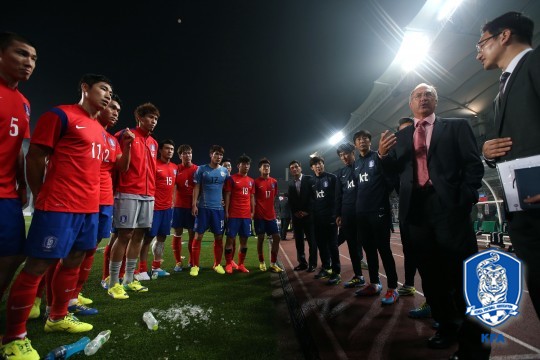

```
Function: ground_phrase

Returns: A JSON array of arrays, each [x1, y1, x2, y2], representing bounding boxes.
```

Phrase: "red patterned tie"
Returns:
[[414, 120, 429, 187]]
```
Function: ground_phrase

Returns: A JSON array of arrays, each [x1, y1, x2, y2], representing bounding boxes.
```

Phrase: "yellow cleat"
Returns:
[[0, 337, 39, 360], [108, 283, 129, 299], [123, 280, 148, 292], [259, 262, 267, 271], [190, 266, 200, 276], [213, 264, 225, 275], [44, 313, 93, 333], [269, 264, 283, 273], [28, 297, 41, 320], [78, 293, 93, 305]]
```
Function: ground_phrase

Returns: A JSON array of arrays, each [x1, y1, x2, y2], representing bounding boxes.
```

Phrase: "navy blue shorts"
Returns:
[[226, 218, 252, 238], [194, 208, 224, 235], [25, 210, 98, 259], [97, 205, 113, 239], [254, 218, 279, 236], [0, 198, 26, 256], [148, 208, 173, 237], [172, 207, 195, 229]]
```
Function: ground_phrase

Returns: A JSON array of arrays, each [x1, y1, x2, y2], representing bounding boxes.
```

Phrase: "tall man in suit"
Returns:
[[378, 83, 489, 360], [478, 11, 540, 320], [288, 160, 317, 272]]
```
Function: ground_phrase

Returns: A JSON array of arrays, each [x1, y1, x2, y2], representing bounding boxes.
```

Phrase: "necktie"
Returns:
[[295, 179, 301, 195], [499, 71, 510, 97], [413, 120, 429, 187]]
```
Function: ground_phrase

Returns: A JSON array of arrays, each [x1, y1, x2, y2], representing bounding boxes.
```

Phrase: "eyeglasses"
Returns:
[[412, 91, 436, 100], [476, 32, 501, 53]]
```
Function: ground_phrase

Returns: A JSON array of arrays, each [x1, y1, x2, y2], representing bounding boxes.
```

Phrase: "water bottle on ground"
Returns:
[[143, 311, 159, 330], [84, 330, 111, 356], [44, 336, 90, 359]]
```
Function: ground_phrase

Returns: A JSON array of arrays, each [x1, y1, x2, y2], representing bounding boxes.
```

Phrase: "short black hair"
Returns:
[[309, 156, 324, 167], [159, 139, 175, 150], [111, 94, 122, 107], [237, 154, 251, 165], [78, 74, 112, 98], [209, 145, 224, 154], [0, 31, 34, 50], [353, 130, 372, 142], [289, 160, 301, 168], [482, 11, 534, 46], [221, 157, 232, 164], [258, 157, 271, 167], [397, 117, 414, 130], [336, 142, 355, 156]]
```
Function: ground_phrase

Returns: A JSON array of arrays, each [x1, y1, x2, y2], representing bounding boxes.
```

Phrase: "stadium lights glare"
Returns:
[[328, 131, 345, 146], [436, 0, 464, 21], [395, 31, 430, 72]]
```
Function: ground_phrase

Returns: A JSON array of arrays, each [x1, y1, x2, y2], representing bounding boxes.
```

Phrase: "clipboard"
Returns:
[[515, 167, 540, 210], [496, 154, 540, 212]]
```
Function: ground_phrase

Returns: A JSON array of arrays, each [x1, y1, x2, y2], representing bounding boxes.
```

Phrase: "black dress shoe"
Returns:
[[427, 332, 457, 349], [294, 264, 308, 271], [448, 352, 459, 360], [306, 265, 316, 273]]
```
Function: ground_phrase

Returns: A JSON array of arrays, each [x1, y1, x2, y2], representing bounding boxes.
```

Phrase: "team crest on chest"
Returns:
[[369, 160, 375, 168], [108, 137, 116, 148], [23, 103, 31, 118]]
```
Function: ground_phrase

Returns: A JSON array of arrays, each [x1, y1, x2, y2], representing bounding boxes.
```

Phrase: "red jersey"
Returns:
[[99, 130, 122, 205], [31, 105, 106, 213], [115, 127, 157, 196], [224, 173, 255, 219], [174, 163, 198, 208], [0, 78, 31, 198], [254, 176, 278, 220], [154, 159, 177, 210]]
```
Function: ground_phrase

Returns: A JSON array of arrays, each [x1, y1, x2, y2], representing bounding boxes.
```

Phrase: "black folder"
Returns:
[[515, 167, 540, 210]]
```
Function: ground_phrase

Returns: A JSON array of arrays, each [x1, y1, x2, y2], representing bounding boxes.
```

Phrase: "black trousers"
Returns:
[[313, 216, 340, 274], [280, 217, 291, 240], [408, 187, 490, 359], [340, 207, 363, 277], [507, 209, 540, 320], [291, 215, 317, 267], [399, 220, 416, 287], [356, 210, 398, 288]]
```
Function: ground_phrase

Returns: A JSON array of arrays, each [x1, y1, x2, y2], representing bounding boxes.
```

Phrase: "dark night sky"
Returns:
[[2, 1, 424, 178]]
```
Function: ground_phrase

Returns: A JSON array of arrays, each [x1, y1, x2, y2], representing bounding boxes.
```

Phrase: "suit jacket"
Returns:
[[288, 174, 314, 216], [382, 117, 484, 221], [489, 47, 540, 163]]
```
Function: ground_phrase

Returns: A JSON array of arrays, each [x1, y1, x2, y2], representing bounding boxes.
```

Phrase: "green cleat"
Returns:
[[190, 265, 200, 276], [123, 280, 148, 292], [108, 283, 129, 299], [213, 264, 225, 274], [259, 262, 267, 271], [0, 338, 39, 360], [44, 313, 93, 333], [28, 297, 41, 320]]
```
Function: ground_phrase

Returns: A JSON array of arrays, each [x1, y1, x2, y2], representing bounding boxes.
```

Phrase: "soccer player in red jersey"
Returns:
[[0, 74, 113, 360], [171, 144, 198, 271], [0, 32, 36, 304], [138, 140, 177, 279], [108, 103, 159, 298], [253, 158, 283, 273], [224, 155, 255, 274]]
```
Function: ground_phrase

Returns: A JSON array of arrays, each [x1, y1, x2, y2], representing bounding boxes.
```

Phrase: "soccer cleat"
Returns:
[[355, 283, 382, 296], [225, 264, 233, 274], [152, 268, 170, 277], [213, 264, 225, 275], [108, 283, 129, 300], [381, 289, 399, 305], [259, 262, 267, 271], [67, 302, 98, 316], [409, 302, 432, 319], [78, 293, 93, 305], [190, 266, 200, 276], [123, 280, 148, 292], [174, 262, 183, 272], [237, 264, 250, 273], [101, 276, 110, 290], [360, 260, 369, 270], [343, 276, 366, 289], [397, 285, 416, 296], [327, 273, 341, 285], [269, 264, 283, 273], [28, 297, 41, 320], [231, 260, 239, 270], [0, 338, 40, 360], [44, 313, 93, 333], [314, 268, 332, 280]]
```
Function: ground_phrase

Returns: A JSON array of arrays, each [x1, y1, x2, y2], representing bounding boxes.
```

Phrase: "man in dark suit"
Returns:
[[288, 160, 317, 271], [478, 11, 540, 322], [378, 83, 489, 360]]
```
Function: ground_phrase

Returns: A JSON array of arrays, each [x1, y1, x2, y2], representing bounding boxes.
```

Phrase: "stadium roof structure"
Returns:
[[317, 0, 540, 171]]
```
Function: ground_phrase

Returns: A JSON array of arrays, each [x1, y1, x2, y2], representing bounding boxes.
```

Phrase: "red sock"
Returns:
[[3, 270, 43, 342], [102, 244, 111, 279], [151, 260, 161, 270], [46, 260, 60, 307], [75, 248, 96, 296], [36, 276, 46, 299], [213, 240, 223, 266], [271, 251, 277, 264], [192, 241, 201, 266], [239, 248, 247, 265], [138, 261, 148, 273], [225, 249, 233, 265], [172, 235, 182, 263], [188, 238, 194, 265], [50, 265, 80, 320]]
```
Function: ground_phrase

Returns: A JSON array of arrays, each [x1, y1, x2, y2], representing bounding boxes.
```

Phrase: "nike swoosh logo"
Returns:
[[75, 125, 86, 129], [11, 304, 33, 310], [65, 288, 76, 293]]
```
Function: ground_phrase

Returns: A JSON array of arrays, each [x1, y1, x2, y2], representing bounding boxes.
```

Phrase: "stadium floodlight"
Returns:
[[328, 131, 345, 146], [436, 0, 464, 21], [395, 31, 430, 72]]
